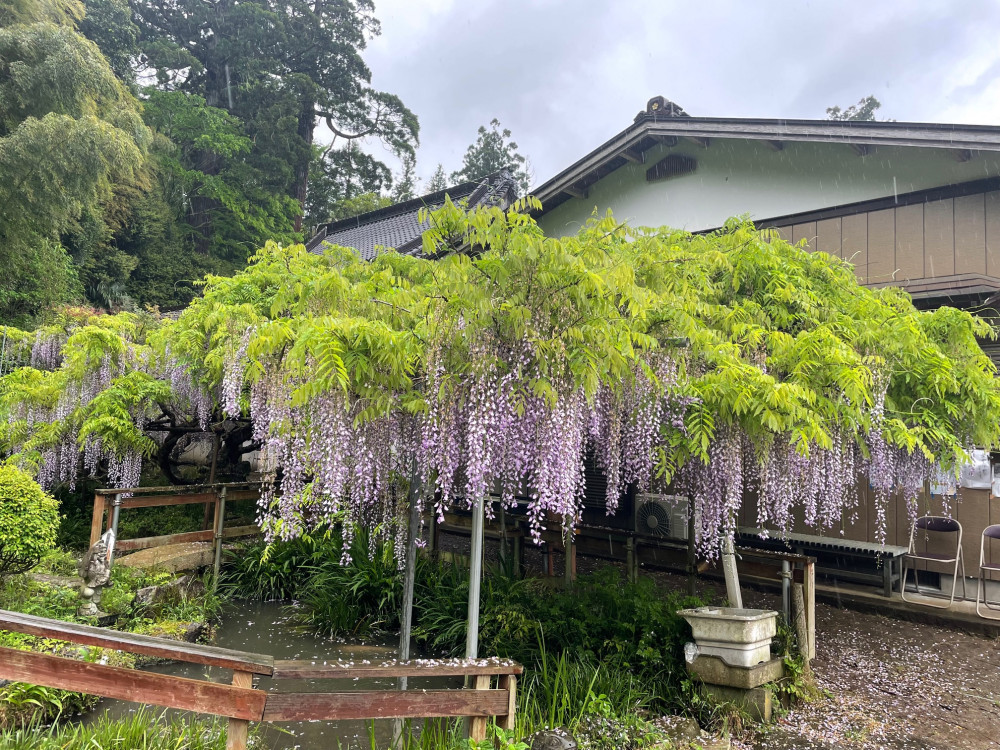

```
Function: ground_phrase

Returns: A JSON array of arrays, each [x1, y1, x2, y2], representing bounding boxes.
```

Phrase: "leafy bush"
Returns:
[[0, 466, 60, 576]]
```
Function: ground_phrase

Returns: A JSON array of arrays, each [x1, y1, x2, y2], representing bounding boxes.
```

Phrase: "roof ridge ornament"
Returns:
[[638, 96, 690, 122]]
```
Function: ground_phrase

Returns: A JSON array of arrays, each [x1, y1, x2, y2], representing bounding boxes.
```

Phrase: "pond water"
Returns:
[[86, 600, 454, 749]]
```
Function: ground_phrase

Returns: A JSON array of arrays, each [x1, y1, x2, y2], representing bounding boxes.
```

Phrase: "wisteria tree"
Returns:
[[3, 201, 999, 575]]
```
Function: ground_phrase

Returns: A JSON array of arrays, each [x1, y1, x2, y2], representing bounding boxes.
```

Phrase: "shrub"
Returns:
[[0, 466, 59, 576]]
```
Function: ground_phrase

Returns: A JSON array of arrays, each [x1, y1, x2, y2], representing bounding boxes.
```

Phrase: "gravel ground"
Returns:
[[434, 531, 1000, 749]]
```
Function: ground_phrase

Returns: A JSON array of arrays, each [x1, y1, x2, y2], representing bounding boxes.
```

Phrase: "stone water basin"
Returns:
[[678, 606, 778, 667]]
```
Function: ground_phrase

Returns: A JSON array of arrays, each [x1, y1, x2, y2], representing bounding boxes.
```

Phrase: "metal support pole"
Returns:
[[687, 498, 697, 597], [212, 487, 227, 593], [109, 494, 122, 563], [398, 465, 421, 688], [781, 560, 791, 624], [394, 465, 422, 749], [465, 494, 485, 659]]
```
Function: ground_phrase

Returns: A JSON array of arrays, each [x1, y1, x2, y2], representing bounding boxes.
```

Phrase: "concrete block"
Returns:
[[686, 654, 784, 689], [699, 683, 773, 723]]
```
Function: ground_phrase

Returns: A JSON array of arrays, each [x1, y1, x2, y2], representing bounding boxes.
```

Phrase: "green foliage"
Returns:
[[0, 708, 236, 749], [305, 143, 395, 227], [427, 163, 448, 192], [0, 14, 149, 324], [826, 95, 883, 121], [0, 466, 59, 575], [451, 118, 531, 194]]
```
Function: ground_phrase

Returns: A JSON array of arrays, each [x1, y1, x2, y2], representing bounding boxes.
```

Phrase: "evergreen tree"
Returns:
[[391, 153, 418, 203], [130, 0, 419, 232], [427, 164, 448, 193], [450, 119, 530, 194]]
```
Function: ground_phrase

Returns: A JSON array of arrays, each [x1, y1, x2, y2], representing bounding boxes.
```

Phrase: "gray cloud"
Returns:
[[356, 0, 1000, 189]]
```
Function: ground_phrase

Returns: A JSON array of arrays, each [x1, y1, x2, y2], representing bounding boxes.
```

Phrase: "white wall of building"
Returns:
[[537, 138, 1000, 237]]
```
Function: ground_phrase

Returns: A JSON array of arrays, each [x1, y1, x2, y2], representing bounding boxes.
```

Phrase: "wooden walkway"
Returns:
[[0, 609, 521, 749]]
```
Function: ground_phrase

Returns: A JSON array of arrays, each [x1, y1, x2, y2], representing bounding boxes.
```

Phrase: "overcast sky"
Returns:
[[356, 0, 1000, 191]]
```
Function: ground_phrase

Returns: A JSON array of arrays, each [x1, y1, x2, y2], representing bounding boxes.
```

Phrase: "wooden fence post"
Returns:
[[226, 670, 253, 750], [212, 487, 227, 593], [804, 559, 816, 660], [498, 674, 517, 731], [468, 674, 490, 742], [89, 494, 106, 550]]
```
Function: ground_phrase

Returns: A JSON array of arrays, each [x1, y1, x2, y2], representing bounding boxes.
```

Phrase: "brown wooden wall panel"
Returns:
[[894, 203, 924, 281], [839, 482, 867, 541], [957, 489, 990, 578], [774, 225, 793, 243], [986, 191, 1000, 278], [923, 199, 954, 278], [815, 218, 842, 258], [954, 193, 986, 275], [841, 213, 868, 280], [792, 222, 817, 251], [866, 209, 895, 283]]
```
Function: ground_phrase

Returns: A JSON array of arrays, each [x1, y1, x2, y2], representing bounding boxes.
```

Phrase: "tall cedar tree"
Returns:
[[131, 0, 419, 233]]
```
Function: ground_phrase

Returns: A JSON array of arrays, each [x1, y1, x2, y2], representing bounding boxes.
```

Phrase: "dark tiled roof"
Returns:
[[307, 170, 519, 260]]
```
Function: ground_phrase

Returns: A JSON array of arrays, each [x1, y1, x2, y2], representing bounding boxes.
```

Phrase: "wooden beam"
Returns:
[[272, 658, 522, 680], [89, 494, 107, 550], [849, 143, 872, 157], [0, 609, 274, 674], [261, 689, 509, 722], [0, 646, 266, 721], [119, 493, 217, 509], [764, 140, 784, 151], [563, 185, 587, 199], [952, 148, 974, 162], [115, 525, 259, 553], [684, 136, 710, 148], [619, 149, 642, 164]]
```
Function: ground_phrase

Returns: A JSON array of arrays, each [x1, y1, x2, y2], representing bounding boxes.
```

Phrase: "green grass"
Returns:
[[0, 709, 241, 750]]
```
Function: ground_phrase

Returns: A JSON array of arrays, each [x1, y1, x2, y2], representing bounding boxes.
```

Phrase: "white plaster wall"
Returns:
[[537, 139, 1000, 237]]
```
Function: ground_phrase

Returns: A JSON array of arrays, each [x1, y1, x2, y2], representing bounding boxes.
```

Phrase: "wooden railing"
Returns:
[[0, 609, 521, 748]]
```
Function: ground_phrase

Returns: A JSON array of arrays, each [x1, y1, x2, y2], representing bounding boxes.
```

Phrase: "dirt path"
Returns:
[[737, 597, 1000, 750], [642, 568, 1000, 750]]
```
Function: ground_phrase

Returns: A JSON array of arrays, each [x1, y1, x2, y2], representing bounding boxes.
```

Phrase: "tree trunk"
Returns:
[[293, 96, 315, 234]]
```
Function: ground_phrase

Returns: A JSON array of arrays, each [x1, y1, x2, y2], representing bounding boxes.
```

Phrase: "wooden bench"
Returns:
[[738, 527, 909, 597]]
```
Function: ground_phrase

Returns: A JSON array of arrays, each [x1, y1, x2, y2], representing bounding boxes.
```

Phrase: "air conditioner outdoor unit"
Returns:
[[634, 493, 691, 540]]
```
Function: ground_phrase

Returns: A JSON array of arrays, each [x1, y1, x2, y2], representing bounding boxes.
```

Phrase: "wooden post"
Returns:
[[513, 523, 523, 577], [204, 434, 220, 530], [498, 674, 517, 731], [626, 537, 635, 583], [226, 670, 253, 750], [89, 494, 106, 550], [792, 583, 809, 665], [804, 559, 816, 660], [468, 674, 490, 742], [212, 487, 227, 593]]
